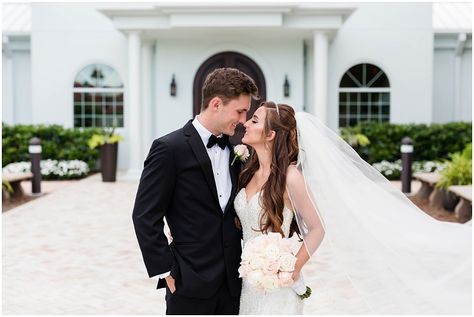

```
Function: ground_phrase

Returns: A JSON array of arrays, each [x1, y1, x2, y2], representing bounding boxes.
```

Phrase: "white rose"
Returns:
[[279, 253, 297, 272], [247, 270, 264, 287], [261, 275, 280, 291], [279, 238, 293, 253], [263, 244, 281, 262], [249, 256, 264, 270], [267, 232, 281, 242], [238, 262, 251, 277], [234, 144, 250, 161], [241, 246, 252, 261], [251, 235, 267, 248]]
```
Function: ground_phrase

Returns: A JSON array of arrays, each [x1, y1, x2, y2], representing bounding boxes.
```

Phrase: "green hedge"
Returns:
[[2, 123, 102, 170], [340, 122, 472, 163]]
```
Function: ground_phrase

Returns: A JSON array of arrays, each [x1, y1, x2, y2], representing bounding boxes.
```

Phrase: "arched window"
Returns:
[[339, 63, 390, 127], [73, 64, 124, 128]]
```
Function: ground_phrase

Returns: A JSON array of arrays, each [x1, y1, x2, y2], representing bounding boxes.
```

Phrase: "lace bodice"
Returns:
[[234, 188, 295, 245]]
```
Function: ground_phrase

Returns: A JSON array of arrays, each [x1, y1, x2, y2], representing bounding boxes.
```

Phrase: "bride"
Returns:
[[235, 102, 324, 314], [235, 101, 471, 314]]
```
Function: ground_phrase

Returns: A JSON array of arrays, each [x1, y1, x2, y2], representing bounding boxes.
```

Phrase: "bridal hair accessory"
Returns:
[[265, 101, 280, 117]]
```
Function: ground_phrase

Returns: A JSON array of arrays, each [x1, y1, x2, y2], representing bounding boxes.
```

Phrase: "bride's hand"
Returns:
[[291, 248, 309, 283], [292, 269, 301, 282]]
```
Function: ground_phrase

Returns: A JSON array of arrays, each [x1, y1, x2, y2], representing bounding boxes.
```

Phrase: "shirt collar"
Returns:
[[192, 116, 223, 146]]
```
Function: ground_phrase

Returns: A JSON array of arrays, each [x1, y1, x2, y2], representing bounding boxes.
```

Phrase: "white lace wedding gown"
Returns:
[[235, 188, 303, 315]]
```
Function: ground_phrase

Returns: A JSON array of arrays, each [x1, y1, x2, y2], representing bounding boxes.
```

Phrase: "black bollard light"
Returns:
[[29, 137, 42, 194], [401, 137, 413, 194]]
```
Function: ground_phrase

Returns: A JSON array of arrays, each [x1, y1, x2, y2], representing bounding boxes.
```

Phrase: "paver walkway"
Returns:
[[3, 174, 420, 314], [3, 174, 161, 314]]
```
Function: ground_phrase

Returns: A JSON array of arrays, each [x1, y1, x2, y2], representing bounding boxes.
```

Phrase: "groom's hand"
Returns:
[[165, 275, 176, 294]]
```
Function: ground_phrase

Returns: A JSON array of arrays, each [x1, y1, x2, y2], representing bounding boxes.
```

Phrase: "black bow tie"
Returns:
[[207, 134, 229, 149]]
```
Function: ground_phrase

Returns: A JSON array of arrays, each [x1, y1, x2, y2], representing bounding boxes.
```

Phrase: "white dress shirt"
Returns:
[[192, 116, 232, 212]]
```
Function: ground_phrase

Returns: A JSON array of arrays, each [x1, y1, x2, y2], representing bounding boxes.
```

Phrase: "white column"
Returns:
[[3, 36, 15, 124], [141, 41, 153, 155], [123, 31, 142, 180], [453, 33, 466, 121], [313, 31, 329, 124]]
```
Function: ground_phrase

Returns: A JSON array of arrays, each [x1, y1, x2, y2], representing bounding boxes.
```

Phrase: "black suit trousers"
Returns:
[[165, 279, 239, 315]]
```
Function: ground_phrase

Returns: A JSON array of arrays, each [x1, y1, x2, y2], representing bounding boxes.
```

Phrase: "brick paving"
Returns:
[[2, 174, 421, 314], [3, 174, 162, 314]]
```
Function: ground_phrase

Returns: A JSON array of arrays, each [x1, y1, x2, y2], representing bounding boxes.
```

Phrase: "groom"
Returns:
[[132, 68, 259, 314]]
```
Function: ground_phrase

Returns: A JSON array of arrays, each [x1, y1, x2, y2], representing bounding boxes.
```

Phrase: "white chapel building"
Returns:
[[2, 2, 472, 177]]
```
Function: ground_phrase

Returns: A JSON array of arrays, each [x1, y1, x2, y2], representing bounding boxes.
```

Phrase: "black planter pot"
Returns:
[[100, 143, 118, 182]]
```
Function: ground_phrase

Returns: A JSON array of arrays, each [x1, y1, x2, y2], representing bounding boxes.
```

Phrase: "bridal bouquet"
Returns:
[[238, 232, 312, 298]]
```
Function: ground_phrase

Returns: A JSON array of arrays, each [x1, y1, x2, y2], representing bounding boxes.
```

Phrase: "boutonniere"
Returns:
[[231, 144, 250, 166]]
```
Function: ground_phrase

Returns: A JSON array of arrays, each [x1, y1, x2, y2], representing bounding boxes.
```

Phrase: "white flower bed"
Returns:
[[372, 160, 402, 177], [412, 161, 448, 173], [3, 159, 89, 179], [372, 160, 447, 179]]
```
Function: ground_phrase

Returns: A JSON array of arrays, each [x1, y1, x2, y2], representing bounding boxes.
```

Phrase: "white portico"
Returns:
[[99, 3, 356, 178]]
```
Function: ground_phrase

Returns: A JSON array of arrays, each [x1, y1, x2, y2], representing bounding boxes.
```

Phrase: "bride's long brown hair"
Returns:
[[239, 101, 300, 237]]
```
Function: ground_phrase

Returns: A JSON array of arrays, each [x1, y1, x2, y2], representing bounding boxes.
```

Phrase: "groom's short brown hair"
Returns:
[[201, 68, 259, 111]]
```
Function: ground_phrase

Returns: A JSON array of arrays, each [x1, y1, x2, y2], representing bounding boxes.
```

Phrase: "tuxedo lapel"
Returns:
[[183, 121, 220, 209], [224, 144, 240, 215], [228, 146, 237, 193]]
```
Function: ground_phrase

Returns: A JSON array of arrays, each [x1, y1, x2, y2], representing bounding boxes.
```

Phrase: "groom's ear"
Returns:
[[209, 97, 222, 111]]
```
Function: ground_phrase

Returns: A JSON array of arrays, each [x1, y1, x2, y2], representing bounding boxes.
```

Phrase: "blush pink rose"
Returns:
[[262, 259, 280, 276], [278, 271, 294, 287], [238, 262, 251, 277]]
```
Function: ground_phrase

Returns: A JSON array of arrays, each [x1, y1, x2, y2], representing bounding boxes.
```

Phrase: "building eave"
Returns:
[[98, 2, 357, 32]]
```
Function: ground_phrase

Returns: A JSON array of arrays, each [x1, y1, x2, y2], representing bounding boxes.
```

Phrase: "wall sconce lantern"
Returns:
[[283, 75, 290, 97], [170, 74, 177, 97]]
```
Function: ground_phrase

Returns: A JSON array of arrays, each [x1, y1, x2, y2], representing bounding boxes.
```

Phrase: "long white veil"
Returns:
[[292, 111, 471, 314]]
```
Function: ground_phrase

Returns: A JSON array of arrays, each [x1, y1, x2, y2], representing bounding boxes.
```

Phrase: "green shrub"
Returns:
[[462, 143, 472, 159], [340, 122, 472, 163], [2, 180, 13, 194], [436, 143, 472, 189], [340, 129, 370, 147], [2, 123, 102, 171], [88, 127, 124, 149]]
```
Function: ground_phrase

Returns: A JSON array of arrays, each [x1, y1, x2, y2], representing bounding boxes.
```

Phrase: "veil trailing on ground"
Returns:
[[287, 111, 471, 314]]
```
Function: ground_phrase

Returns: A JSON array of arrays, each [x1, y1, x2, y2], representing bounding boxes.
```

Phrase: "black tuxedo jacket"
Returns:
[[132, 120, 242, 299]]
